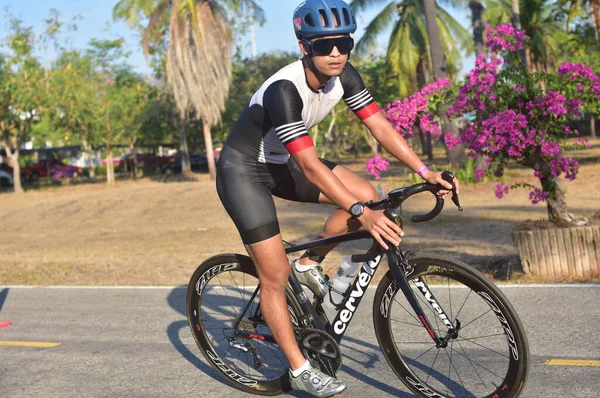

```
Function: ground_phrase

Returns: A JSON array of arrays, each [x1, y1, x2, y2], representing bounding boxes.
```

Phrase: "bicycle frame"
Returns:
[[232, 230, 455, 348], [283, 231, 455, 347]]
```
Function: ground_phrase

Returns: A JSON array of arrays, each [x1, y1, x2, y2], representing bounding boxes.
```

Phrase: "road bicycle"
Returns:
[[186, 171, 530, 397]]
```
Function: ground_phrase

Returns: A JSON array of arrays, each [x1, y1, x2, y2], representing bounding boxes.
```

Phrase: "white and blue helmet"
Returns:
[[293, 0, 357, 40]]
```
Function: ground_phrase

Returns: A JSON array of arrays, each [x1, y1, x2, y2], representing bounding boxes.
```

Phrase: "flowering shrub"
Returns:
[[384, 78, 451, 139], [366, 154, 389, 180], [446, 24, 597, 222], [368, 23, 599, 224], [365, 78, 450, 179]]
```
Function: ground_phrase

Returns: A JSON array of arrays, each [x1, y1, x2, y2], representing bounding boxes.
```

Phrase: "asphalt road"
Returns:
[[0, 285, 599, 397]]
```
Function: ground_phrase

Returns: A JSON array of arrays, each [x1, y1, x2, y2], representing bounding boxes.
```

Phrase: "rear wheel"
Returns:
[[186, 253, 301, 396], [373, 255, 529, 397]]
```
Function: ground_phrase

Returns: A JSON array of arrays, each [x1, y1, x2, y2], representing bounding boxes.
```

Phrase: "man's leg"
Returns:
[[244, 234, 306, 370], [299, 165, 379, 264]]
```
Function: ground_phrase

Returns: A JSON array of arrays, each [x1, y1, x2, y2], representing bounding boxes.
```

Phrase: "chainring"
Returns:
[[296, 328, 342, 377]]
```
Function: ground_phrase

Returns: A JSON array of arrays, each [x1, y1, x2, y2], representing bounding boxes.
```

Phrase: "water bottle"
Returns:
[[323, 256, 361, 310]]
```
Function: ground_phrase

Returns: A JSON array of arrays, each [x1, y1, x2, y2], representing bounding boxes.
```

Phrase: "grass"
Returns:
[[1, 138, 599, 286]]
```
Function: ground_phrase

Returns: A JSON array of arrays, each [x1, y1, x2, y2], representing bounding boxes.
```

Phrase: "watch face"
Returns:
[[351, 203, 363, 217]]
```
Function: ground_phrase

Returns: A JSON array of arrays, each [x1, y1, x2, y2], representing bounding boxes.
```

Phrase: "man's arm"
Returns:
[[362, 112, 457, 194], [340, 63, 458, 193]]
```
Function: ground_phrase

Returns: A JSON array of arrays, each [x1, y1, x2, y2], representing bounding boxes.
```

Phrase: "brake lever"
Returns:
[[441, 171, 463, 212]]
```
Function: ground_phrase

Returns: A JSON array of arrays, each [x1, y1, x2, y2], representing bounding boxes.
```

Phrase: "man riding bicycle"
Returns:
[[216, 0, 459, 396]]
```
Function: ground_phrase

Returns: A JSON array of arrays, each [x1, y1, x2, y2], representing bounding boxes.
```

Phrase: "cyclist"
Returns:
[[216, 0, 459, 396]]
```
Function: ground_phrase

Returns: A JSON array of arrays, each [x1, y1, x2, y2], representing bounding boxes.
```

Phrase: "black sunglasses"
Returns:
[[311, 37, 354, 56]]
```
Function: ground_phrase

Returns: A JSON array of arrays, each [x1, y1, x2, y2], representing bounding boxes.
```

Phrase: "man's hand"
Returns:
[[357, 207, 404, 250], [423, 170, 460, 197]]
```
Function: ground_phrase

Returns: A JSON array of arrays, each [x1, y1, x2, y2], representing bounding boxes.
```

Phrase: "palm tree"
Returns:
[[484, 0, 562, 73], [351, 0, 471, 97], [469, 0, 485, 57], [113, 0, 263, 179], [421, 0, 467, 166]]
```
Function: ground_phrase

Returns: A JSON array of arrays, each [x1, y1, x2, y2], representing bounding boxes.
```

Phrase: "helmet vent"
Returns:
[[331, 8, 341, 27], [305, 14, 316, 27], [342, 8, 350, 25], [318, 9, 329, 27]]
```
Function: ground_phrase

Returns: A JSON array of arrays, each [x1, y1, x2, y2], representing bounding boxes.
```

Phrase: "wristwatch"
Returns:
[[349, 202, 365, 219]]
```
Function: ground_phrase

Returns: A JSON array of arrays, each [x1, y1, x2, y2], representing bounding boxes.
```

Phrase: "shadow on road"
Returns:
[[0, 288, 8, 312], [164, 286, 419, 397], [165, 287, 227, 388]]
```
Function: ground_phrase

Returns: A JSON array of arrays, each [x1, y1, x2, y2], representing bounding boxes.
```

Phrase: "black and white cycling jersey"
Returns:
[[225, 59, 379, 164]]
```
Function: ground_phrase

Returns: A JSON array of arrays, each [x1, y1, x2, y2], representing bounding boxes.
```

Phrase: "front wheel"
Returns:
[[373, 255, 529, 398], [186, 253, 301, 396]]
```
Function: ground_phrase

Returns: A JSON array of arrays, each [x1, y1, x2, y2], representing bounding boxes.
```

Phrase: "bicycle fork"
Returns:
[[388, 248, 460, 348]]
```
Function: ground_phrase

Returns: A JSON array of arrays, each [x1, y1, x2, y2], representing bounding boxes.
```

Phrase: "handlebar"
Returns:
[[351, 171, 463, 264], [366, 170, 463, 223]]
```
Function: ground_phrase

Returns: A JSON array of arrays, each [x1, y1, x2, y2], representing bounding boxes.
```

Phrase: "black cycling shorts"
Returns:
[[216, 145, 337, 244]]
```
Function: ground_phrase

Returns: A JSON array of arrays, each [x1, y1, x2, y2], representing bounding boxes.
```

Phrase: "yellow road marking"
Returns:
[[0, 341, 62, 348], [545, 359, 600, 367]]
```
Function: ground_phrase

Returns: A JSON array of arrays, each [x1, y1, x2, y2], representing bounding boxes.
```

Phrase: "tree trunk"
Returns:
[[422, 0, 467, 167], [106, 149, 115, 185], [426, 132, 433, 161], [540, 175, 572, 225], [320, 108, 338, 158], [511, 0, 528, 71], [312, 125, 319, 148], [469, 0, 485, 58], [591, 0, 600, 51], [179, 116, 191, 174], [511, 0, 522, 29], [3, 145, 24, 194], [12, 150, 23, 194], [204, 122, 217, 180], [591, 115, 597, 139], [82, 139, 96, 179], [362, 125, 378, 155]]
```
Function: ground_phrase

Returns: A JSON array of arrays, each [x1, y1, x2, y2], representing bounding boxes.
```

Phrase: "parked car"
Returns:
[[119, 153, 171, 173], [20, 161, 48, 181], [0, 168, 13, 187], [161, 154, 208, 174], [48, 164, 82, 180], [20, 159, 81, 181]]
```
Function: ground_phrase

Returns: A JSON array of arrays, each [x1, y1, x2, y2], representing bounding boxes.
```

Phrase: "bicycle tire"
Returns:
[[186, 253, 301, 396], [373, 255, 529, 398]]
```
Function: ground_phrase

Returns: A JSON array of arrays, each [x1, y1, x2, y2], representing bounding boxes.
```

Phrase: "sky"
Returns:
[[1, 0, 474, 76]]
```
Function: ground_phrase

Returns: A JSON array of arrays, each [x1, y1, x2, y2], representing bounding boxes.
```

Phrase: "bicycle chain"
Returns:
[[296, 327, 342, 378]]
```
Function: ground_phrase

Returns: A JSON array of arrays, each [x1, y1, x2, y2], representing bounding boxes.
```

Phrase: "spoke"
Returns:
[[447, 276, 453, 321], [457, 333, 506, 341], [458, 309, 493, 331], [411, 344, 437, 362], [262, 340, 288, 369], [216, 274, 244, 318], [456, 340, 488, 390], [390, 318, 424, 328], [229, 270, 248, 302], [455, 337, 510, 359], [442, 341, 466, 394], [203, 287, 238, 323], [201, 292, 234, 319], [453, 289, 473, 322], [425, 348, 441, 383], [450, 345, 506, 381], [394, 296, 422, 325], [394, 341, 440, 345]]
